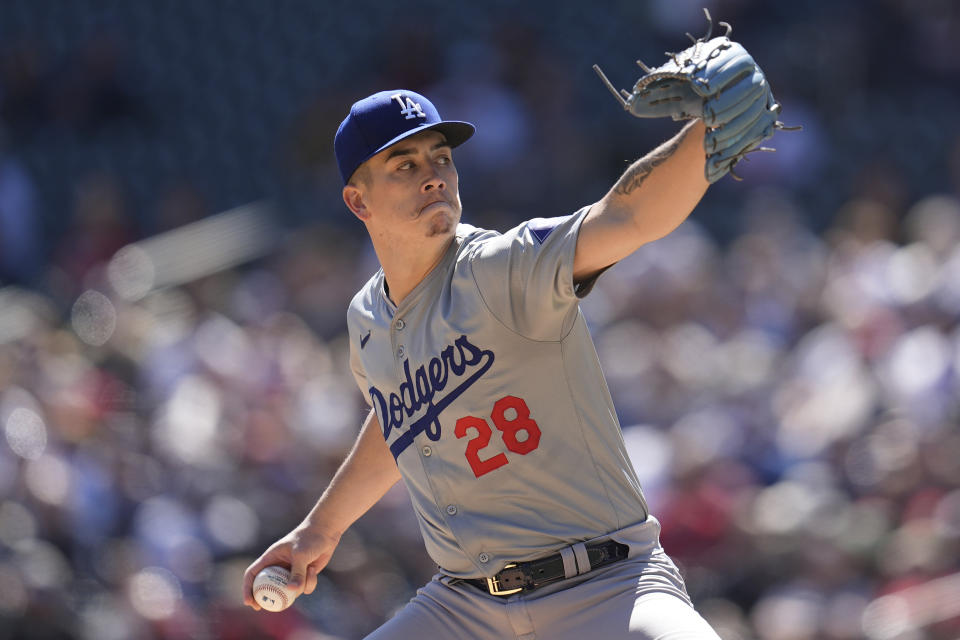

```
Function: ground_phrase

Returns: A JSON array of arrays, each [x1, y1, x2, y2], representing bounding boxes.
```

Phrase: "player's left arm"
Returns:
[[573, 119, 708, 282]]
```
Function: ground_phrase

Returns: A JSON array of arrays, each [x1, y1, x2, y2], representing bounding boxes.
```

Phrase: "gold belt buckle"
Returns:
[[486, 563, 523, 596]]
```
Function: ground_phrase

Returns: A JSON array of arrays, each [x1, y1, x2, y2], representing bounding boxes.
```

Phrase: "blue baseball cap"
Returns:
[[334, 90, 475, 185]]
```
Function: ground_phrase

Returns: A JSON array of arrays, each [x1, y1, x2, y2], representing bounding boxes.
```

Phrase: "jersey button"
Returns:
[[478, 553, 490, 563], [395, 319, 405, 331], [397, 345, 405, 358], [422, 446, 432, 457], [445, 504, 458, 516]]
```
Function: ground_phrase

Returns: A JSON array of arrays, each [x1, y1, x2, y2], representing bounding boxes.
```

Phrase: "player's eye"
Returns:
[[436, 155, 451, 165], [397, 161, 414, 171]]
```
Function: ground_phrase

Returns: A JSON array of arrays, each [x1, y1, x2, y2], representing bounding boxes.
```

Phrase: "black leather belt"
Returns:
[[460, 540, 629, 597]]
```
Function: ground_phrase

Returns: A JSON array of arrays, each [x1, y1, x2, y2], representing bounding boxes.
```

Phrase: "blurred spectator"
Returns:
[[48, 172, 137, 300], [0, 40, 50, 141], [0, 127, 40, 285], [47, 26, 148, 135]]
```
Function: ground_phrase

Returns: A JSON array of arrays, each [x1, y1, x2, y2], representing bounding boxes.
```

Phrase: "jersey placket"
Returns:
[[389, 271, 488, 574], [391, 317, 406, 367]]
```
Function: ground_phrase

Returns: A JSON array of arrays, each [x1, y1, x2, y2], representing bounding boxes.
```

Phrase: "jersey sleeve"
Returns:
[[469, 206, 601, 341]]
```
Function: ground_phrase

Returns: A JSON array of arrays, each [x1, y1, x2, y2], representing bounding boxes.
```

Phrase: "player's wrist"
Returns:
[[299, 511, 346, 543]]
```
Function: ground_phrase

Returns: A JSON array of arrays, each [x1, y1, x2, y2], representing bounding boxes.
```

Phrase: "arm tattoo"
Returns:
[[613, 125, 693, 196]]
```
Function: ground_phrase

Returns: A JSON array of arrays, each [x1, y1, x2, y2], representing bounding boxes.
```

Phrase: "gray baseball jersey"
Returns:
[[348, 207, 650, 578]]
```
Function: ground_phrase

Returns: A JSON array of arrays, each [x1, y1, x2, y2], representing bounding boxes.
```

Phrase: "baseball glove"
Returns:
[[593, 9, 798, 182]]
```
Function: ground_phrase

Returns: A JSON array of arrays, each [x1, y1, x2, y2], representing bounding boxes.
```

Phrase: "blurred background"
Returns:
[[0, 0, 958, 638]]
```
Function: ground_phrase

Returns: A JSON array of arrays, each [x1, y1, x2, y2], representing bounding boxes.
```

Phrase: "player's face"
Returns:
[[359, 130, 462, 241]]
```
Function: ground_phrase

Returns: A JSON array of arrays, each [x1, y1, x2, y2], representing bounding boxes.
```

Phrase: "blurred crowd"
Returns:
[[1, 1, 960, 639]]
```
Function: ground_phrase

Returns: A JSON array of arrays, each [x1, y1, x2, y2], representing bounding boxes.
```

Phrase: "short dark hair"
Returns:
[[348, 163, 372, 188]]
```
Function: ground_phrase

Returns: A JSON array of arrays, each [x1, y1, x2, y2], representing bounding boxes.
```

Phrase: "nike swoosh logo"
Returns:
[[360, 330, 371, 349]]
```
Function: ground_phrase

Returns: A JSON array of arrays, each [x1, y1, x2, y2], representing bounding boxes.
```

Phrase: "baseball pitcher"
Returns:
[[244, 11, 793, 638]]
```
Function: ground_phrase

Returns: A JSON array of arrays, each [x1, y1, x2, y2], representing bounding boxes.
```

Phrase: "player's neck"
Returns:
[[375, 235, 455, 306]]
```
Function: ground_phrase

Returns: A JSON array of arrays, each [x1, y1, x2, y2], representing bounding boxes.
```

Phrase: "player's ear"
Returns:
[[342, 185, 370, 222]]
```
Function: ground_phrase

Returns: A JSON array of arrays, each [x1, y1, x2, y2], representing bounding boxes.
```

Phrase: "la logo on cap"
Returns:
[[392, 93, 427, 120]]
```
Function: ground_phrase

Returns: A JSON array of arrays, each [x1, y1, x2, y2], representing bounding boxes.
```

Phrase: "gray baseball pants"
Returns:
[[365, 519, 721, 639]]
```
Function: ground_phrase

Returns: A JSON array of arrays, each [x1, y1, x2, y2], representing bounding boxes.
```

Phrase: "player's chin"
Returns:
[[426, 216, 454, 238], [425, 206, 459, 237]]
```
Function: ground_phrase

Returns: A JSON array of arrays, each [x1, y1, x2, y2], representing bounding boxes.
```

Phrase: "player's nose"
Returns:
[[421, 167, 446, 193]]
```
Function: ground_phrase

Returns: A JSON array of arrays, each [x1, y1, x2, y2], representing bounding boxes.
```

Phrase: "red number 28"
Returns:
[[454, 395, 542, 478]]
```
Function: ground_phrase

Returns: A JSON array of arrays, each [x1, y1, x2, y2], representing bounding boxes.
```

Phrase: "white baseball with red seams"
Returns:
[[252, 566, 298, 612]]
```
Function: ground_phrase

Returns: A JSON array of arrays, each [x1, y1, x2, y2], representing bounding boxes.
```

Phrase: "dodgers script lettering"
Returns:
[[369, 335, 494, 459]]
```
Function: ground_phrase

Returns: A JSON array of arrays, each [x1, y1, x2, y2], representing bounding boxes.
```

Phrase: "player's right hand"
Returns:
[[242, 523, 342, 610]]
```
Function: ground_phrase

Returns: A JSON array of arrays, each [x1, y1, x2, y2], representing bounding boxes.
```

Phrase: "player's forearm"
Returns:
[[573, 120, 709, 281], [608, 119, 708, 241], [302, 408, 401, 538]]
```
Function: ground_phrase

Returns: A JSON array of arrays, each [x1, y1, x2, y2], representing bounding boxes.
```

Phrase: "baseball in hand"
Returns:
[[252, 566, 299, 612]]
